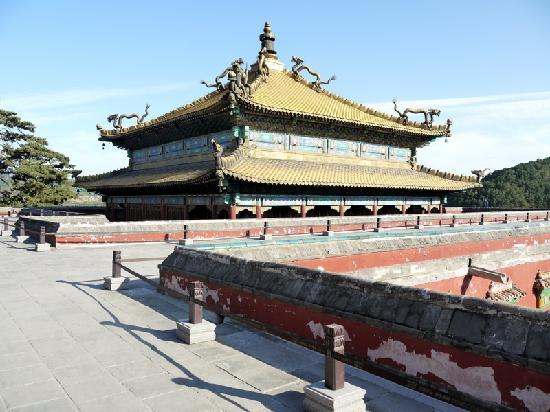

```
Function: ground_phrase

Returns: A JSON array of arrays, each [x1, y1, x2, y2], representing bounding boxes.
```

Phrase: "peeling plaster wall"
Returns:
[[159, 247, 550, 412]]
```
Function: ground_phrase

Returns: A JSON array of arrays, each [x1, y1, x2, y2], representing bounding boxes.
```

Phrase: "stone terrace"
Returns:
[[0, 237, 463, 412]]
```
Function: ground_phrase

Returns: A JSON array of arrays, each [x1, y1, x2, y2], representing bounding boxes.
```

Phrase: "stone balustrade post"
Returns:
[[103, 250, 128, 290], [188, 281, 204, 324], [322, 219, 334, 236], [415, 215, 423, 229], [112, 250, 121, 278], [303, 324, 366, 411], [260, 221, 271, 240], [374, 217, 382, 232], [324, 324, 345, 390], [175, 280, 215, 344], [179, 224, 193, 245], [451, 215, 457, 227]]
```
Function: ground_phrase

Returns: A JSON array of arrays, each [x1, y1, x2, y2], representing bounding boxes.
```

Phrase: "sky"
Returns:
[[1, 0, 549, 175]]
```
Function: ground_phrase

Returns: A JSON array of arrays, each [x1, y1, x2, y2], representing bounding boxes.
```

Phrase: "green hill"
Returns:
[[447, 157, 549, 209]]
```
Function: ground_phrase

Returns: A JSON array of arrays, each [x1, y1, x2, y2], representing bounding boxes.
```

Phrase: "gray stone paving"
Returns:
[[0, 236, 465, 411]]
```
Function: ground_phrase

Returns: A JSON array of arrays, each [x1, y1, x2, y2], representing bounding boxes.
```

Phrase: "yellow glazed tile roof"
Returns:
[[224, 157, 477, 190], [78, 162, 214, 189], [99, 69, 448, 138], [99, 90, 226, 137], [244, 71, 446, 136]]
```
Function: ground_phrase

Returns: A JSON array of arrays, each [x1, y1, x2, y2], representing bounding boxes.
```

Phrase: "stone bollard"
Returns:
[[260, 221, 272, 240], [179, 224, 193, 246], [322, 219, 334, 237], [0, 217, 12, 237], [303, 324, 366, 412], [450, 215, 457, 228], [103, 250, 129, 290], [415, 215, 423, 230], [176, 281, 216, 344], [15, 220, 29, 243], [34, 225, 51, 252], [374, 217, 382, 232]]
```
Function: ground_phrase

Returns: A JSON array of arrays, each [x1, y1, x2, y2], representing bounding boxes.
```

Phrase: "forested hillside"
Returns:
[[447, 157, 549, 208]]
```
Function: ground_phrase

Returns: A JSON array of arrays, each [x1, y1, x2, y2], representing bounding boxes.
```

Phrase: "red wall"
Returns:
[[160, 270, 550, 411], [418, 259, 550, 308], [291, 234, 550, 273]]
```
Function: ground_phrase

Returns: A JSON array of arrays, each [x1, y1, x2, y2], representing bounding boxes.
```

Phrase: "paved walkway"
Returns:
[[0, 236, 464, 411]]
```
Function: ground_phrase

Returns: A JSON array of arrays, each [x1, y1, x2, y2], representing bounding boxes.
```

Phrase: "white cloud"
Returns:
[[0, 82, 194, 110], [369, 91, 550, 175]]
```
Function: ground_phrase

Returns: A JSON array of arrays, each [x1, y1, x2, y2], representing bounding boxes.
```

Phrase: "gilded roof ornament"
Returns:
[[257, 46, 270, 82], [259, 21, 277, 59], [105, 104, 150, 130], [392, 99, 441, 129], [201, 58, 252, 99], [471, 168, 490, 183], [290, 56, 336, 92]]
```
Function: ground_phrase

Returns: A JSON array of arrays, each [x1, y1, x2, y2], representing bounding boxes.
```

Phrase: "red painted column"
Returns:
[[339, 202, 345, 217], [300, 203, 306, 218], [439, 203, 444, 214], [373, 202, 378, 216], [230, 205, 237, 220], [427, 204, 431, 214], [255, 205, 262, 219], [182, 205, 189, 221], [402, 204, 406, 215]]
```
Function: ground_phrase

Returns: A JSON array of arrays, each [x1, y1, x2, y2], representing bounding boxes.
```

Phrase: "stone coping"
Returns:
[[18, 210, 548, 236], [160, 246, 550, 372], [213, 224, 550, 261]]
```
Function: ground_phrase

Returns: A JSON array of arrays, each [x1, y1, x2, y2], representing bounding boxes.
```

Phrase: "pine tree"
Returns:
[[0, 109, 75, 206], [448, 158, 549, 209]]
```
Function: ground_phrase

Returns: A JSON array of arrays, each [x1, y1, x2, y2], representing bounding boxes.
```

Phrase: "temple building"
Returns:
[[79, 22, 479, 221]]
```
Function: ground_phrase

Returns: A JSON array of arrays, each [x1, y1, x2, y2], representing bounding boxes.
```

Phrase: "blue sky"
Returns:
[[1, 0, 549, 175]]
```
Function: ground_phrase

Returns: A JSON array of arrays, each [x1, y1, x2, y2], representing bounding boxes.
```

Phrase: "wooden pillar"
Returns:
[[439, 203, 444, 214], [124, 198, 129, 221], [401, 203, 406, 215], [255, 205, 262, 219], [373, 201, 378, 216], [229, 205, 237, 220], [300, 203, 306, 218], [339, 202, 344, 217], [182, 205, 189, 220]]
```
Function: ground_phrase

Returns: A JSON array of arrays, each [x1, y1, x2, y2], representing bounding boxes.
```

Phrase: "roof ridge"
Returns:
[[99, 88, 227, 137], [415, 164, 479, 183], [220, 143, 251, 170], [156, 88, 226, 122], [76, 167, 131, 183], [278, 70, 447, 132]]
